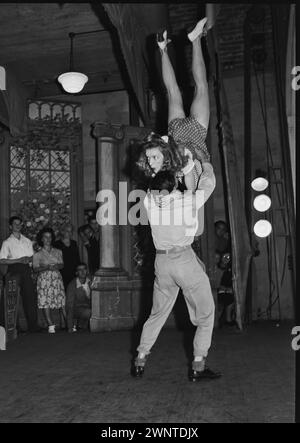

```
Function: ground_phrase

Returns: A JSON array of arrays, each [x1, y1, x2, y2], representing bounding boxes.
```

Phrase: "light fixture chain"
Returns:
[[69, 32, 75, 71]]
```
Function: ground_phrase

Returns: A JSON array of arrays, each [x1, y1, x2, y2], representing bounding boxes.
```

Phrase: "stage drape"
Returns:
[[208, 24, 252, 329], [102, 3, 150, 126], [285, 4, 296, 208], [217, 74, 253, 329], [271, 4, 296, 303], [0, 65, 28, 136]]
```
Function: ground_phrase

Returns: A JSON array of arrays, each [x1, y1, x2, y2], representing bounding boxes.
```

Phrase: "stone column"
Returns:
[[90, 122, 151, 332], [90, 122, 128, 332], [92, 121, 126, 277]]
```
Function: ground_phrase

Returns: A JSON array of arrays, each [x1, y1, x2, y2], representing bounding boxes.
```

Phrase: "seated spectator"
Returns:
[[78, 225, 99, 276], [55, 224, 80, 290], [33, 227, 66, 334], [66, 263, 91, 333]]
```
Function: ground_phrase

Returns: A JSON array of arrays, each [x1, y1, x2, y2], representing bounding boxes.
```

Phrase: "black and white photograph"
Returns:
[[0, 1, 298, 426]]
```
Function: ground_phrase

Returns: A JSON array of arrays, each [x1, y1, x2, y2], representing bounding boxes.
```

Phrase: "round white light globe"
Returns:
[[251, 177, 269, 192], [253, 194, 271, 212], [58, 72, 88, 93], [254, 220, 272, 237]]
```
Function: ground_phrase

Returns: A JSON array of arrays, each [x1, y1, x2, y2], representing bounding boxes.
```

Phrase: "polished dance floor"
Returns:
[[0, 321, 294, 423]]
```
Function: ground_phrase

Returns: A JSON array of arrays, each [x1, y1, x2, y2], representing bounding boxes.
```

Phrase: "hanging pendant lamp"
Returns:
[[58, 33, 88, 94]]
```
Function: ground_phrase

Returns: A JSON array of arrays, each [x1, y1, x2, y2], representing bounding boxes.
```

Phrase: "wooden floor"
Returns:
[[0, 321, 295, 423]]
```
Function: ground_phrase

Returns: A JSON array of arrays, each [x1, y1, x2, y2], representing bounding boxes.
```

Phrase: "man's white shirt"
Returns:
[[144, 163, 216, 250], [0, 234, 34, 260]]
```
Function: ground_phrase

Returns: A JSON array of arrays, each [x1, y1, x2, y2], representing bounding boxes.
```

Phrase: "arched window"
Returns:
[[9, 99, 82, 242]]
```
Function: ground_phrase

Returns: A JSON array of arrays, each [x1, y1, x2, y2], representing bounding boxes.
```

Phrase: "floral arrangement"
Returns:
[[18, 195, 71, 242], [10, 148, 71, 243], [15, 191, 71, 244]]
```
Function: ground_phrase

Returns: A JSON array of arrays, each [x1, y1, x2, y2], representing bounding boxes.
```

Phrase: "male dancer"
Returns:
[[132, 150, 221, 382]]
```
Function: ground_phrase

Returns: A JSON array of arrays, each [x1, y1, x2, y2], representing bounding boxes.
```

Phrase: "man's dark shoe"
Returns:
[[157, 31, 165, 43], [131, 356, 147, 378], [131, 365, 145, 378], [156, 30, 171, 51], [188, 367, 222, 382]]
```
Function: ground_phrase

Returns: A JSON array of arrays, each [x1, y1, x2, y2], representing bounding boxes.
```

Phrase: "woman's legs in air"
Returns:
[[188, 18, 210, 130], [157, 31, 185, 124]]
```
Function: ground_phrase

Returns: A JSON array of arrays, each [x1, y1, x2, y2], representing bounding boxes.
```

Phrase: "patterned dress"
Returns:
[[33, 248, 65, 309], [168, 116, 210, 188]]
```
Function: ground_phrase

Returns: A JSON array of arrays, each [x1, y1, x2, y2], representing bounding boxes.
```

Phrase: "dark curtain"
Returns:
[[102, 3, 150, 126], [0, 65, 28, 136], [271, 4, 296, 304], [208, 25, 253, 329], [218, 74, 253, 329]]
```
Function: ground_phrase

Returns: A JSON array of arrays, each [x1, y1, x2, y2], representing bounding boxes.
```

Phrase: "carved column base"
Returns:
[[90, 275, 139, 332], [94, 267, 128, 278]]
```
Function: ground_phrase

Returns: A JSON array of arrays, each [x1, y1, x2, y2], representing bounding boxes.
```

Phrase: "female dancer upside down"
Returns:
[[136, 17, 213, 191]]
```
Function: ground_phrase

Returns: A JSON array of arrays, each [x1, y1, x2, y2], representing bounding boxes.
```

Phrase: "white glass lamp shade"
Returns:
[[253, 194, 271, 212], [58, 72, 88, 93], [251, 177, 269, 192], [254, 220, 272, 238]]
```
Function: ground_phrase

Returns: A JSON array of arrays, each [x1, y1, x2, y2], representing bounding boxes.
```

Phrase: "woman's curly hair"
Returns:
[[135, 132, 189, 177], [36, 227, 56, 248]]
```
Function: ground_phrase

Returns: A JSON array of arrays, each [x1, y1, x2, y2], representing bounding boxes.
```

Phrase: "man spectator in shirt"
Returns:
[[0, 216, 40, 332], [66, 262, 91, 333], [132, 155, 221, 382]]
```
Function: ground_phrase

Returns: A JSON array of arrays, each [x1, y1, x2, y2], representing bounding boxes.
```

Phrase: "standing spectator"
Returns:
[[214, 221, 235, 327], [66, 262, 91, 333], [55, 224, 80, 290], [0, 216, 40, 332], [215, 220, 230, 256], [78, 225, 99, 276], [33, 227, 66, 334], [88, 215, 100, 242]]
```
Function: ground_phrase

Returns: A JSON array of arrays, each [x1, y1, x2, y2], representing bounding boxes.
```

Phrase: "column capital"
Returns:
[[92, 121, 125, 141]]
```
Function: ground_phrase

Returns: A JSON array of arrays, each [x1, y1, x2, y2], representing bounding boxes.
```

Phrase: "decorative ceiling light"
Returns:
[[253, 220, 272, 238], [251, 169, 269, 192], [58, 33, 88, 94], [253, 194, 271, 212]]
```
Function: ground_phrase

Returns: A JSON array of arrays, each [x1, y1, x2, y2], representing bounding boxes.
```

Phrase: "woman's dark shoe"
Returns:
[[188, 367, 222, 382], [157, 30, 171, 50]]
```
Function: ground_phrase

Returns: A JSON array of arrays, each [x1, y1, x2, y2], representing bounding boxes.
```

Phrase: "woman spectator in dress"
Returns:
[[54, 224, 80, 290], [33, 227, 66, 334]]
